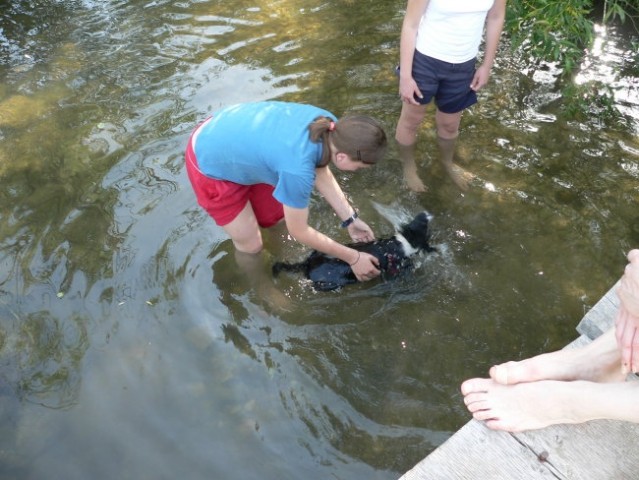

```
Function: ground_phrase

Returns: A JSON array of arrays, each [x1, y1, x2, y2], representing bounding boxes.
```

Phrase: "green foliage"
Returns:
[[507, 0, 638, 77], [603, 0, 639, 28], [506, 0, 594, 76], [506, 0, 638, 121]]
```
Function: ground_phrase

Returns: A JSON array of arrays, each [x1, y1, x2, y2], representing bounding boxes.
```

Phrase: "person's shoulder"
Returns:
[[277, 102, 336, 120], [217, 101, 335, 122]]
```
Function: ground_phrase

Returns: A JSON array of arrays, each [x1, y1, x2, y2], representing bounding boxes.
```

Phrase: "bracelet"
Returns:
[[349, 251, 361, 266], [340, 211, 358, 228]]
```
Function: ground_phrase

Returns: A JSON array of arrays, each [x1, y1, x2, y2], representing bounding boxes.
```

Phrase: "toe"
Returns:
[[473, 408, 496, 422], [463, 392, 485, 407], [491, 364, 509, 384], [461, 377, 491, 396]]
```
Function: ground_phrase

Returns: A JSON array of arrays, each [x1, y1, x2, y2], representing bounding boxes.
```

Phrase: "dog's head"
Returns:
[[398, 211, 433, 253]]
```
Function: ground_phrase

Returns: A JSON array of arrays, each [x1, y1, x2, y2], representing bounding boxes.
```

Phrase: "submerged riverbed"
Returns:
[[0, 1, 638, 479]]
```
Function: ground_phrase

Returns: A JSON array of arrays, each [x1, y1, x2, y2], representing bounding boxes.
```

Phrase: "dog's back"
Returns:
[[273, 211, 434, 291]]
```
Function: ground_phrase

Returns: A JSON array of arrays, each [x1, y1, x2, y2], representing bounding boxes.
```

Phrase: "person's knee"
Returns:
[[435, 111, 462, 139], [395, 121, 420, 140], [396, 121, 423, 146], [231, 231, 264, 255], [435, 119, 459, 139], [233, 238, 264, 255], [396, 106, 427, 139], [437, 128, 458, 139]]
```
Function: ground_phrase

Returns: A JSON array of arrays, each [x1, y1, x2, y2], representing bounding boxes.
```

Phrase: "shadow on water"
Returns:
[[0, 0, 638, 479]]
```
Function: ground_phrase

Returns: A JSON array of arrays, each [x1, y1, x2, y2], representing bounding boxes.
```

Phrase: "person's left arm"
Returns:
[[471, 0, 507, 91], [314, 166, 374, 243]]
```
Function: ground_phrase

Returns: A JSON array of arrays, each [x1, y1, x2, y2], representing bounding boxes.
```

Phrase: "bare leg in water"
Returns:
[[233, 250, 291, 312], [397, 141, 428, 192], [435, 109, 474, 191], [395, 102, 475, 192], [396, 102, 428, 192], [223, 202, 291, 312], [461, 328, 639, 432]]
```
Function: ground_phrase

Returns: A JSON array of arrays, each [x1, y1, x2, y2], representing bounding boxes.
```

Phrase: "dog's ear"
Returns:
[[400, 212, 431, 250]]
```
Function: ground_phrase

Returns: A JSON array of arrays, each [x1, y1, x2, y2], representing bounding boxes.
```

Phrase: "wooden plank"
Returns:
[[514, 420, 639, 480], [401, 413, 639, 480], [577, 281, 620, 339], [399, 420, 560, 480]]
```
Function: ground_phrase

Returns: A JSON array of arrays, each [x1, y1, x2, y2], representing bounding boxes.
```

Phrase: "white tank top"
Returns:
[[415, 0, 495, 63]]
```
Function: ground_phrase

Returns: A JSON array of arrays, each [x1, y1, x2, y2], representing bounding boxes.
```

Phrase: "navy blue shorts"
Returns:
[[399, 50, 478, 113]]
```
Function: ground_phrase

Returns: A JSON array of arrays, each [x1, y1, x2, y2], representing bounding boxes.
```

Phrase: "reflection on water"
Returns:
[[0, 0, 638, 479], [576, 24, 639, 123]]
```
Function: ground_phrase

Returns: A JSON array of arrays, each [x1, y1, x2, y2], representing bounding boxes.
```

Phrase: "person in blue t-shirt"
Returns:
[[185, 101, 388, 284]]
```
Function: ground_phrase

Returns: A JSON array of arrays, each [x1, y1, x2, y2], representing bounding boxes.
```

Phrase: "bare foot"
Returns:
[[462, 377, 639, 432], [461, 378, 602, 432], [257, 283, 292, 314], [489, 329, 624, 385], [403, 167, 427, 192], [444, 163, 474, 191]]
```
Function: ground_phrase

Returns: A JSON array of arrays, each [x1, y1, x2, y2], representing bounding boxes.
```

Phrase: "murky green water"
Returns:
[[1, 1, 638, 479]]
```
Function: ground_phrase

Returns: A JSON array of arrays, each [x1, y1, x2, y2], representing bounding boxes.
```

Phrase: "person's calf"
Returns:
[[396, 141, 427, 192]]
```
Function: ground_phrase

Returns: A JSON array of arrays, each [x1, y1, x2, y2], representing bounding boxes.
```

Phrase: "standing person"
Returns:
[[395, 0, 507, 192], [185, 101, 388, 297], [460, 249, 639, 432]]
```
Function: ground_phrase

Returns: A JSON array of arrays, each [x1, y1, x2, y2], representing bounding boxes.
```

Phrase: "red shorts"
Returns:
[[185, 127, 284, 228]]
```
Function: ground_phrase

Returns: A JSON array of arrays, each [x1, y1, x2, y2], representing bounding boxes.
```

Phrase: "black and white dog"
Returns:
[[272, 211, 435, 291]]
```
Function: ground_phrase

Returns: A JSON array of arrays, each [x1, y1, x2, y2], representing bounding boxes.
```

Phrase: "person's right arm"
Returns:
[[398, 0, 430, 104], [283, 205, 380, 282]]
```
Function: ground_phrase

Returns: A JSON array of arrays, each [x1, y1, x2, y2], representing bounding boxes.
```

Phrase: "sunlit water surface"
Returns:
[[0, 1, 638, 479]]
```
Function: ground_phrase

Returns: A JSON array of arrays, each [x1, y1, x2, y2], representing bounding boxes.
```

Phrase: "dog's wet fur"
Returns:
[[272, 211, 436, 291]]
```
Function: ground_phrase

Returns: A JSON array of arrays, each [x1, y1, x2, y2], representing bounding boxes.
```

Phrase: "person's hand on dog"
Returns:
[[346, 218, 379, 281], [350, 251, 380, 282], [347, 218, 375, 243]]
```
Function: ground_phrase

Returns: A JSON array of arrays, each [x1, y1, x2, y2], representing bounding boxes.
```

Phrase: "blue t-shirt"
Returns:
[[193, 101, 336, 209]]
